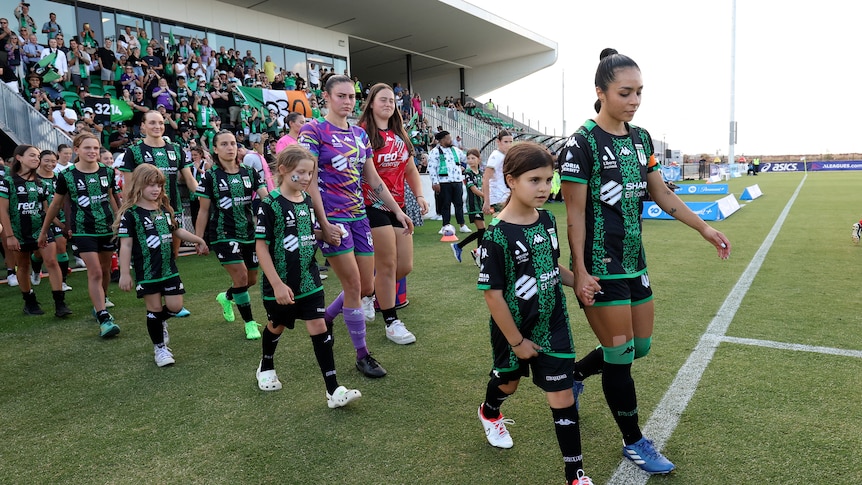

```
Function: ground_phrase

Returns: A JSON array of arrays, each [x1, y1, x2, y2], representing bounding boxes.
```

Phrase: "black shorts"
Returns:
[[366, 205, 404, 229], [263, 290, 326, 330], [136, 275, 186, 298], [582, 272, 654, 308], [72, 235, 116, 253], [491, 353, 575, 393], [18, 235, 53, 253], [51, 225, 65, 239], [211, 240, 259, 269], [468, 212, 485, 223]]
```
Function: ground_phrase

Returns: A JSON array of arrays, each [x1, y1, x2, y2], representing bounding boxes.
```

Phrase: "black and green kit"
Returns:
[[255, 190, 322, 300], [557, 120, 660, 278], [117, 206, 179, 284], [0, 173, 50, 243], [464, 166, 483, 215], [196, 165, 264, 244], [54, 165, 116, 237], [477, 209, 574, 372], [122, 141, 191, 213]]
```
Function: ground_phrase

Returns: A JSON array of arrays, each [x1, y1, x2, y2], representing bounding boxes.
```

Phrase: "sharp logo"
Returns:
[[146, 234, 161, 248], [515, 274, 538, 300], [331, 154, 349, 171], [219, 196, 233, 209], [77, 195, 90, 207], [600, 180, 622, 206]]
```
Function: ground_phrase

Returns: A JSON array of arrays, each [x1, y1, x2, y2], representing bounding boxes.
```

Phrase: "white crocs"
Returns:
[[326, 385, 361, 408], [256, 362, 282, 391]]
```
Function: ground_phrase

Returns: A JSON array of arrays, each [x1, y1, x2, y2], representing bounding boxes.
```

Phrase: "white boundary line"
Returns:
[[721, 336, 862, 359], [607, 175, 808, 484]]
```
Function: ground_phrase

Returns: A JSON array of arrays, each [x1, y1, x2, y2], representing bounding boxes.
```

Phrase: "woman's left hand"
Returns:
[[395, 210, 414, 235], [416, 196, 429, 215]]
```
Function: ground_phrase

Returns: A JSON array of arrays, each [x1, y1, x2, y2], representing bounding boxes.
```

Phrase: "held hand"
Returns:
[[195, 242, 209, 255], [118, 274, 132, 292], [702, 227, 731, 260], [575, 271, 602, 306], [482, 201, 493, 215], [320, 221, 342, 246], [273, 282, 295, 305], [36, 232, 47, 249], [512, 337, 541, 360]]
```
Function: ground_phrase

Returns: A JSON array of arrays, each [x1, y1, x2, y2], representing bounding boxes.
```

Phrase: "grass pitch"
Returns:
[[1, 171, 860, 484]]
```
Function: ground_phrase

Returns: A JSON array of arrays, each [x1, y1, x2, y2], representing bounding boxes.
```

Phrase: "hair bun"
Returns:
[[599, 48, 618, 60]]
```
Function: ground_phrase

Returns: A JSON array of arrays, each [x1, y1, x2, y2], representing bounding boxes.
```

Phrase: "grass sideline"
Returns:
[[1, 172, 861, 484]]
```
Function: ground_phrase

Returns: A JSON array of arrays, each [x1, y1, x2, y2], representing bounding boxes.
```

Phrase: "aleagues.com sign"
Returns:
[[760, 161, 862, 172]]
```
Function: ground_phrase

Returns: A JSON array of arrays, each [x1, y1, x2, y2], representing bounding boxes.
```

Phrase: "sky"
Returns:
[[466, 0, 860, 157]]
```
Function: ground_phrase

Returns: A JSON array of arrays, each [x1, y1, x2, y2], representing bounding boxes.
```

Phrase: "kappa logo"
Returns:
[[565, 136, 580, 148], [515, 274, 538, 300], [600, 180, 622, 206], [620, 146, 632, 156], [532, 233, 546, 245]]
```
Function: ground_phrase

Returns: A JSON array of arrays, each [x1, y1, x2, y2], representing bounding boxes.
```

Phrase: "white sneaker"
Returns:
[[163, 322, 170, 346], [471, 248, 482, 267], [460, 225, 472, 233], [7, 274, 18, 287], [61, 282, 72, 291], [30, 270, 41, 286], [386, 319, 416, 344], [326, 385, 362, 408], [853, 222, 862, 243], [154, 345, 175, 367], [256, 362, 282, 391], [361, 295, 376, 322], [104, 297, 115, 308], [320, 273, 328, 280], [73, 256, 86, 269], [478, 405, 514, 448], [438, 226, 446, 235]]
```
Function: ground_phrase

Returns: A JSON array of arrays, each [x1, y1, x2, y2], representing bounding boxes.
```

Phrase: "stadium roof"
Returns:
[[217, 0, 557, 95]]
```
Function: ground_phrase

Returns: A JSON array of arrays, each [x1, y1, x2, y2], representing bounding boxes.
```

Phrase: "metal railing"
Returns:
[[0, 82, 72, 150]]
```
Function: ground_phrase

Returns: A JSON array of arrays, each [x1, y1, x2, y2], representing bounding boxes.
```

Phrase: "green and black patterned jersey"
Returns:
[[39, 174, 65, 224], [121, 141, 191, 213], [0, 172, 50, 242], [196, 165, 264, 243], [464, 166, 484, 215], [255, 190, 322, 300], [117, 205, 178, 284], [477, 209, 574, 372], [557, 120, 660, 278], [54, 164, 116, 237]]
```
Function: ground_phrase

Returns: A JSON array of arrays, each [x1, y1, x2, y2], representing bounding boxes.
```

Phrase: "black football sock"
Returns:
[[311, 332, 338, 394], [146, 310, 164, 345], [551, 404, 584, 482], [602, 362, 643, 445], [574, 347, 604, 380], [482, 380, 510, 419], [260, 326, 281, 372]]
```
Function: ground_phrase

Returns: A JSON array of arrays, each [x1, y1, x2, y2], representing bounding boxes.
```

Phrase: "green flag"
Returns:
[[84, 97, 133, 123], [168, 29, 176, 46], [35, 52, 62, 83]]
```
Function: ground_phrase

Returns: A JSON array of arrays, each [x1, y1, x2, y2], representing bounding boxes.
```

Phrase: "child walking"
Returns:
[[452, 147, 486, 266], [0, 145, 72, 317], [254, 145, 361, 408], [115, 164, 209, 367], [39, 133, 120, 337], [35, 150, 72, 292], [475, 143, 592, 485]]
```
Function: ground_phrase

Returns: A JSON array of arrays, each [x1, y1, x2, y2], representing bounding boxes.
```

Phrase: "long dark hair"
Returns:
[[11, 144, 39, 178], [358, 83, 414, 154]]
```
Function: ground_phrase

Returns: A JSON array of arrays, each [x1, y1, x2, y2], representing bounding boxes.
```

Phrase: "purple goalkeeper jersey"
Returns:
[[298, 119, 373, 221]]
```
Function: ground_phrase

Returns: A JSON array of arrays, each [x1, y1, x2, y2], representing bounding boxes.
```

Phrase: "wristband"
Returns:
[[512, 337, 525, 348], [416, 195, 425, 199]]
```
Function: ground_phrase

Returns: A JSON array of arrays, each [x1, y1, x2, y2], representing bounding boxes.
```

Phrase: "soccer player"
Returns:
[[194, 130, 268, 340], [357, 83, 428, 345], [39, 133, 121, 337], [476, 142, 592, 485], [254, 145, 361, 408], [116, 164, 208, 367], [559, 48, 731, 475], [452, 147, 485, 266], [0, 145, 71, 317]]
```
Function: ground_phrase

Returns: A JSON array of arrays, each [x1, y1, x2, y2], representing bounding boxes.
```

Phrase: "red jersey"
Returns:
[[362, 128, 411, 210]]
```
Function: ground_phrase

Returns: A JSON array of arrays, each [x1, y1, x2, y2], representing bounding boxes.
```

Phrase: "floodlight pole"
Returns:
[[728, 0, 737, 166]]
